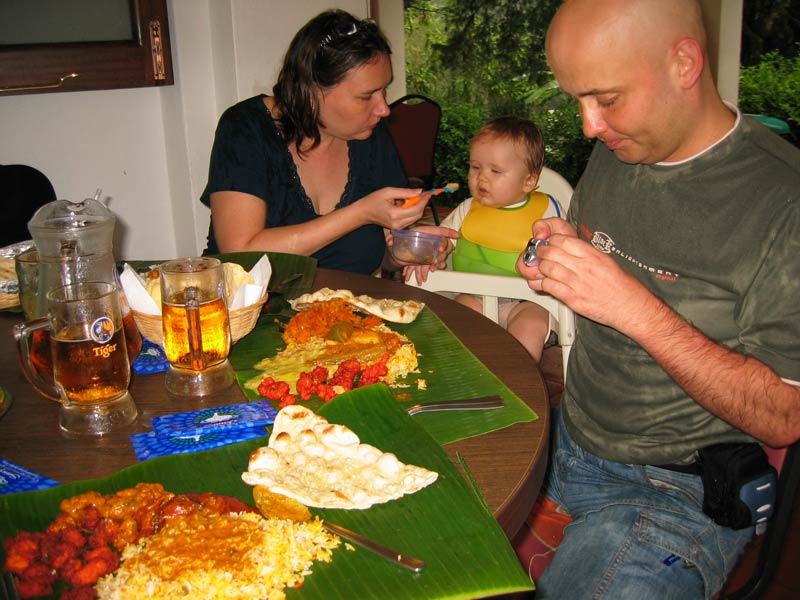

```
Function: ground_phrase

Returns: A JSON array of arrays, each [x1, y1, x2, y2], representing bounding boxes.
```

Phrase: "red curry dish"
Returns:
[[3, 483, 255, 598]]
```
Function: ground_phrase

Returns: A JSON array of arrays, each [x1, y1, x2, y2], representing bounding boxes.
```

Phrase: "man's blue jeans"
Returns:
[[536, 406, 753, 599]]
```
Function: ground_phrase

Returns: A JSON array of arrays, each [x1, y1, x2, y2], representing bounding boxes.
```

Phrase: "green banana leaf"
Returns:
[[0, 386, 534, 599], [232, 304, 537, 446]]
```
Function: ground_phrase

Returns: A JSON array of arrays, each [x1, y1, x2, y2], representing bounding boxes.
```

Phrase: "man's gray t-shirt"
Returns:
[[563, 114, 800, 465]]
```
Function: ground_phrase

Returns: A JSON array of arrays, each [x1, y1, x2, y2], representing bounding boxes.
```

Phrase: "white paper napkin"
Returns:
[[120, 264, 161, 315], [229, 254, 271, 309]]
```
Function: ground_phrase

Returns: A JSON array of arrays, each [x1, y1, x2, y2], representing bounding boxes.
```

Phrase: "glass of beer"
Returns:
[[14, 248, 40, 320], [14, 281, 137, 435], [160, 257, 235, 396]]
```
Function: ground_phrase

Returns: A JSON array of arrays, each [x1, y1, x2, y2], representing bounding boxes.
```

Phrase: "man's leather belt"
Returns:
[[651, 462, 702, 475]]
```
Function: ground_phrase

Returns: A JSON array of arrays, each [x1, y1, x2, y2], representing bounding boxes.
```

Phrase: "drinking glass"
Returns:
[[14, 281, 137, 435], [14, 248, 40, 320], [160, 257, 234, 396]]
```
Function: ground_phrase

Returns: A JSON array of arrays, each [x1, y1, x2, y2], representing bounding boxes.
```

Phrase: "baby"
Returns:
[[405, 116, 563, 361]]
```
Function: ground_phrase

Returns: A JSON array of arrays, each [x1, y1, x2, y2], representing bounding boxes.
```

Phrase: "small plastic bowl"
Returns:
[[390, 229, 444, 265]]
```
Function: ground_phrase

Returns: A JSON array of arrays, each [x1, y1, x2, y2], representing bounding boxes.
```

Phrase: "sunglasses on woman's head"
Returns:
[[318, 19, 376, 50]]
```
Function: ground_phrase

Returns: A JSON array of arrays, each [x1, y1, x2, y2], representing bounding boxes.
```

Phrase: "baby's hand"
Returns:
[[404, 264, 436, 285], [413, 225, 458, 268]]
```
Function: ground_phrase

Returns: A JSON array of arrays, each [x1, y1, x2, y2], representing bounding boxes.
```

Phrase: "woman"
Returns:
[[200, 9, 432, 275]]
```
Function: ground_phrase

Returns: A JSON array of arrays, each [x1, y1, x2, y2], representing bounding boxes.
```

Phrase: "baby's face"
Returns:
[[468, 136, 538, 208]]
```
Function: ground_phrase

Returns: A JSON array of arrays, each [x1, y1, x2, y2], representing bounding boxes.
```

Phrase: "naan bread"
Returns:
[[290, 288, 425, 324], [242, 405, 438, 509], [289, 288, 355, 309], [222, 262, 255, 300], [348, 294, 425, 324]]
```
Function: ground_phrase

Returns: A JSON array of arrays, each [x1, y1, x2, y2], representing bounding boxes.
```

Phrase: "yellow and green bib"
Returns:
[[453, 192, 552, 276]]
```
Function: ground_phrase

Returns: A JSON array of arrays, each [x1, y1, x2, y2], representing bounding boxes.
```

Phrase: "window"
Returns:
[[0, 0, 173, 96]]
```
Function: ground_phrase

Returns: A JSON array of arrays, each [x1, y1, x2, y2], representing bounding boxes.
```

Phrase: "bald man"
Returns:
[[517, 1, 800, 598]]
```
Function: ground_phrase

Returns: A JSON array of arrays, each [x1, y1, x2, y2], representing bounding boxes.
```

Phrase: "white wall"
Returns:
[[0, 0, 370, 260], [376, 0, 407, 101], [701, 0, 744, 103], [0, 86, 176, 260]]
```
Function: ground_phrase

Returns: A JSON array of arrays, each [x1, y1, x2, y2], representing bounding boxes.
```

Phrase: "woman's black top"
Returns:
[[200, 94, 407, 274]]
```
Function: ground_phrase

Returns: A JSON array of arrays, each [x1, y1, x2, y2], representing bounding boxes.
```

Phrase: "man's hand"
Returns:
[[518, 231, 657, 336], [516, 222, 800, 447]]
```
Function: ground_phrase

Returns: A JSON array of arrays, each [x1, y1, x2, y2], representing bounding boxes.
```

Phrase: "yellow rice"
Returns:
[[95, 512, 339, 599]]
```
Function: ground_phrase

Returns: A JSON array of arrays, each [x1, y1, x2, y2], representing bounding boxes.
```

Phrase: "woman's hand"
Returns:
[[358, 187, 430, 230]]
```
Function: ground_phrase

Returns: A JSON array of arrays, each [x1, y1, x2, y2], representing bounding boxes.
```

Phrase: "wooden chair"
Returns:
[[385, 94, 443, 224]]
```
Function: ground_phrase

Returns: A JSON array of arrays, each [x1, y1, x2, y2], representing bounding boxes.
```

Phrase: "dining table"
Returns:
[[0, 266, 550, 541]]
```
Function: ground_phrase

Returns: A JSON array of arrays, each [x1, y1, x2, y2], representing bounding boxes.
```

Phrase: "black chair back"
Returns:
[[0, 164, 56, 246]]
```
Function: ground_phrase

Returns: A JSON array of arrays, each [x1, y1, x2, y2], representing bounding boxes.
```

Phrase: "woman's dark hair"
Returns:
[[273, 10, 391, 153]]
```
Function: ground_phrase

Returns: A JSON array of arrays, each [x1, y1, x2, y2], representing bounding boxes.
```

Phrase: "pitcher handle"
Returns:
[[184, 286, 206, 371], [13, 318, 61, 402]]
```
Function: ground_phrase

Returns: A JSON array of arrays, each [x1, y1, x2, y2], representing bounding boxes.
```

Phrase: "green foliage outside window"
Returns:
[[738, 48, 800, 145]]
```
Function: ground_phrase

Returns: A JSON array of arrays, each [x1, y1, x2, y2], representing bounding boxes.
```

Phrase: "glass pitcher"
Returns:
[[25, 197, 142, 380]]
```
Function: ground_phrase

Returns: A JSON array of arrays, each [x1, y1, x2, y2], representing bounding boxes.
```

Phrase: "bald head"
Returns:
[[544, 0, 731, 164], [547, 0, 706, 79]]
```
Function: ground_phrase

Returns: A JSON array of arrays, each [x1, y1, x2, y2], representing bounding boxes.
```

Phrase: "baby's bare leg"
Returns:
[[454, 293, 483, 313], [506, 301, 550, 362]]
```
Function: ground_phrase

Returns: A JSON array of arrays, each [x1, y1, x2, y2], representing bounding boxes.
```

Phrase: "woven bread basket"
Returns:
[[0, 292, 18, 311], [132, 294, 268, 346]]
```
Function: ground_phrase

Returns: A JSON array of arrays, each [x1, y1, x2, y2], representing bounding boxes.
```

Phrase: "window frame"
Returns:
[[0, 0, 173, 97]]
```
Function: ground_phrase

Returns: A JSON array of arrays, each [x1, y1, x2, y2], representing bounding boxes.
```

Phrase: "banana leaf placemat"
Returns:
[[0, 386, 535, 599], [231, 304, 537, 446]]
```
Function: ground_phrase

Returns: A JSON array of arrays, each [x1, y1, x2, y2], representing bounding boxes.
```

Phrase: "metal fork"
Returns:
[[406, 395, 505, 415]]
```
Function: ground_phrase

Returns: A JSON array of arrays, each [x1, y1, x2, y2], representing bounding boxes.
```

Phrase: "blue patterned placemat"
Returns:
[[0, 459, 59, 495], [151, 401, 277, 437], [130, 426, 267, 461]]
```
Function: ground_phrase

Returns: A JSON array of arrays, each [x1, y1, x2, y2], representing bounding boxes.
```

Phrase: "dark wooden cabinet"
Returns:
[[0, 0, 173, 96]]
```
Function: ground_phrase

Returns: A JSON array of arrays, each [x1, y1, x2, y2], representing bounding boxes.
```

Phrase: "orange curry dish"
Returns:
[[281, 297, 382, 345], [246, 299, 420, 405]]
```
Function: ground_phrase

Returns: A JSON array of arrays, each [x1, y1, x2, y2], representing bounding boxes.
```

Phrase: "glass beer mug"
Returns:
[[160, 257, 235, 396], [14, 282, 137, 436]]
